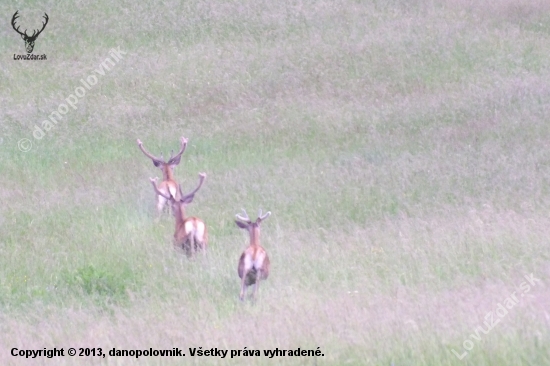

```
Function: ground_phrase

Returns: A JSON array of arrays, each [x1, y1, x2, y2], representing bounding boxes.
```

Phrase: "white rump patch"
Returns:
[[184, 221, 195, 236], [194, 221, 206, 242], [253, 251, 266, 270], [168, 185, 177, 199]]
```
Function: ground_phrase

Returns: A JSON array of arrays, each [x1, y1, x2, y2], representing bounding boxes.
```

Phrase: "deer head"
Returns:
[[149, 173, 206, 221], [137, 137, 187, 181], [12, 11, 49, 54], [235, 209, 271, 247], [235, 208, 272, 233]]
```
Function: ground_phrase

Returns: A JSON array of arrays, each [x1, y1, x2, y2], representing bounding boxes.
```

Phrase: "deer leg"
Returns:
[[186, 242, 192, 257], [240, 269, 249, 301], [187, 233, 195, 259], [199, 239, 206, 257], [253, 269, 262, 301], [195, 240, 202, 256], [156, 194, 167, 218]]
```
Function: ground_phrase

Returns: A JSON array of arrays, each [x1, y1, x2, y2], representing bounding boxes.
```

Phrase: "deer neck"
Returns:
[[249, 226, 261, 247], [162, 165, 175, 182], [174, 204, 188, 229]]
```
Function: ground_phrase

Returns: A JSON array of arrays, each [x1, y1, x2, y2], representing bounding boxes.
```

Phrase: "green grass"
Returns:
[[1, 0, 550, 364]]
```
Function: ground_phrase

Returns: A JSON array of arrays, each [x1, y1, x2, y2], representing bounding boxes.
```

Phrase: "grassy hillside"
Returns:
[[1, 0, 550, 364]]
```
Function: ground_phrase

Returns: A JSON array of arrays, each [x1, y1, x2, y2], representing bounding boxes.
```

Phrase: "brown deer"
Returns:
[[235, 209, 271, 301], [150, 173, 207, 257], [137, 137, 187, 217]]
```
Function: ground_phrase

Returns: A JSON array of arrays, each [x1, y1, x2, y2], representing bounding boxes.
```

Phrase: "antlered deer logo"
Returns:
[[11, 11, 49, 54]]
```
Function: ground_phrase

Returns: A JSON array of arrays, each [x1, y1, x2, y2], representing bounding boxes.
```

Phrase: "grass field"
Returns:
[[1, 0, 550, 364]]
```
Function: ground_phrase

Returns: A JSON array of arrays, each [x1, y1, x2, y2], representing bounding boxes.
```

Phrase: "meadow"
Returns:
[[1, 0, 550, 364]]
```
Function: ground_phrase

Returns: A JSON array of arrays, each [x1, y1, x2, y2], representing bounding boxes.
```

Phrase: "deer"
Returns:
[[149, 173, 207, 258], [235, 209, 271, 301], [137, 137, 187, 218], [11, 11, 49, 54]]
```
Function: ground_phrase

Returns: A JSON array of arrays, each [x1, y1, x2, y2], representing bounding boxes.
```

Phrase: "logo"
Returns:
[[11, 10, 48, 60]]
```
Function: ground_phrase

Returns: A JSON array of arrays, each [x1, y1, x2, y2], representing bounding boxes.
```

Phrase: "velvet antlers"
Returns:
[[137, 136, 188, 217]]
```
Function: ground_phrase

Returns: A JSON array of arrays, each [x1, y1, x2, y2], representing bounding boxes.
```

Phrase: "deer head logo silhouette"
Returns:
[[11, 11, 49, 54]]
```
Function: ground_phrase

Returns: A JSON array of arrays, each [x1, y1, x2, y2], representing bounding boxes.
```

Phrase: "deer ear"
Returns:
[[20, 34, 25, 40], [153, 160, 162, 168], [235, 220, 248, 229], [181, 194, 194, 204], [169, 155, 182, 166]]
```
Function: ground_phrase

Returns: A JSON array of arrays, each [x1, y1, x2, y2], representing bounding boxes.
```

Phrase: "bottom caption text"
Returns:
[[11, 347, 324, 359]]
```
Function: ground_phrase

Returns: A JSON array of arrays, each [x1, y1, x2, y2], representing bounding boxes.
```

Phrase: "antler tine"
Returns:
[[149, 177, 171, 199], [259, 210, 271, 221], [137, 139, 163, 163], [181, 136, 188, 148], [236, 208, 251, 223], [167, 136, 188, 164], [11, 11, 26, 36], [34, 13, 49, 37], [180, 172, 206, 202]]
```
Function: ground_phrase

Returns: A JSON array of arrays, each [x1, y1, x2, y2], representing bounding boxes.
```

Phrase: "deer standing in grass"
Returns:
[[150, 173, 207, 257], [235, 209, 271, 301], [137, 137, 187, 217]]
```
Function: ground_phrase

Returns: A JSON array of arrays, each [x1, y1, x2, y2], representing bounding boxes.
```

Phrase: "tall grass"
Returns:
[[1, 0, 550, 364]]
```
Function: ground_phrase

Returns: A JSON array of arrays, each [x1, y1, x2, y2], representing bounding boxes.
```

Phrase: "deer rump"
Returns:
[[238, 253, 270, 286], [174, 218, 206, 255]]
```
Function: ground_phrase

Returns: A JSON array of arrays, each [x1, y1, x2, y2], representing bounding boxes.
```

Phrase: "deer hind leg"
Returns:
[[195, 237, 206, 257], [253, 268, 262, 301], [195, 222, 207, 256], [195, 240, 202, 256], [183, 221, 197, 258], [156, 194, 168, 218], [240, 255, 253, 301], [240, 269, 249, 301], [186, 232, 195, 258]]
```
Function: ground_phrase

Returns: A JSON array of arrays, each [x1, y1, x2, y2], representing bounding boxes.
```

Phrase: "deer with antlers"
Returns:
[[150, 173, 207, 257], [137, 137, 187, 218], [11, 11, 49, 54], [235, 209, 271, 301]]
